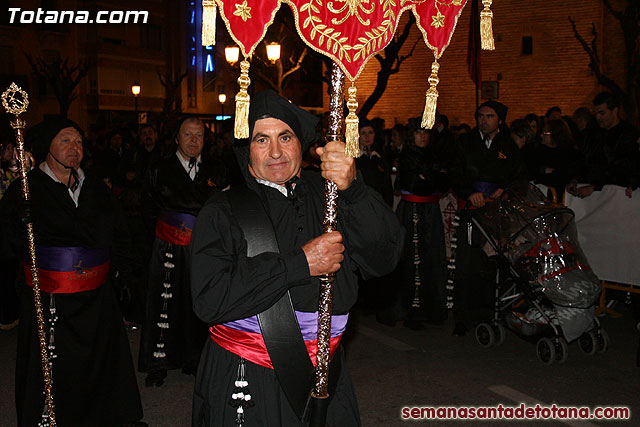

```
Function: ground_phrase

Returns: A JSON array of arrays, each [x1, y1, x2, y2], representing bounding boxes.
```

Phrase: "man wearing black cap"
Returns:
[[450, 101, 524, 336], [138, 117, 227, 387], [0, 117, 144, 425], [190, 90, 403, 426]]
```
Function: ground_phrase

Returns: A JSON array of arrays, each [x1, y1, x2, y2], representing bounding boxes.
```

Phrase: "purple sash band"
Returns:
[[32, 246, 110, 272], [223, 311, 348, 340], [159, 210, 197, 230]]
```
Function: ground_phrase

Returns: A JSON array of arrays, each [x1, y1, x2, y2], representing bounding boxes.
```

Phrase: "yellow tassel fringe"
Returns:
[[421, 60, 440, 130], [480, 0, 495, 50], [202, 1, 217, 46], [234, 60, 251, 139], [344, 84, 360, 158]]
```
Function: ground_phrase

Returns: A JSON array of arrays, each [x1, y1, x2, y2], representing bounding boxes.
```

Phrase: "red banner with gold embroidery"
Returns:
[[215, 0, 468, 80]]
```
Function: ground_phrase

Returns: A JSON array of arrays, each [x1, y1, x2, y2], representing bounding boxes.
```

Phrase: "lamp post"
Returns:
[[131, 81, 141, 124], [218, 93, 226, 118], [225, 46, 240, 66], [266, 42, 281, 64]]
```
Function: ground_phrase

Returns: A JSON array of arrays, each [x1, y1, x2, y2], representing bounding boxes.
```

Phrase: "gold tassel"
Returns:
[[344, 83, 360, 158], [480, 0, 495, 50], [234, 60, 251, 139], [202, 1, 217, 46], [421, 59, 440, 130]]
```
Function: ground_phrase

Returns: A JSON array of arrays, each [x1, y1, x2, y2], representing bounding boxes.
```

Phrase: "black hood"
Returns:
[[234, 90, 319, 186], [25, 117, 84, 164]]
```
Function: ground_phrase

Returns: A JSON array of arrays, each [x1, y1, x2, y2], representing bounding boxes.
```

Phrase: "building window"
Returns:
[[522, 36, 533, 56], [140, 24, 163, 50]]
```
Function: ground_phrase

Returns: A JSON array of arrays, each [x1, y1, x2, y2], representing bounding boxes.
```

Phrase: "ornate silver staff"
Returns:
[[2, 83, 56, 426], [311, 63, 347, 425]]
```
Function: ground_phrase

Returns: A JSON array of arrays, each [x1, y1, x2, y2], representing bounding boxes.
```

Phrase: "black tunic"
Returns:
[[392, 144, 447, 324], [138, 153, 225, 373], [0, 168, 142, 426], [190, 169, 403, 425]]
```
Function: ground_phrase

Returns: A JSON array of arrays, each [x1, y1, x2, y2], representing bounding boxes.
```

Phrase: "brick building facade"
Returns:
[[338, 0, 628, 127]]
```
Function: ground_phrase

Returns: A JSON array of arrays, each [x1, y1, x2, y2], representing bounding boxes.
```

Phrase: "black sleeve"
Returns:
[[337, 173, 404, 280], [190, 194, 311, 324]]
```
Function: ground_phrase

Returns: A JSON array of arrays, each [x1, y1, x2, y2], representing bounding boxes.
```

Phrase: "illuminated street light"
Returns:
[[131, 81, 141, 123], [266, 42, 281, 63], [131, 82, 141, 96], [225, 46, 240, 66], [219, 93, 227, 118]]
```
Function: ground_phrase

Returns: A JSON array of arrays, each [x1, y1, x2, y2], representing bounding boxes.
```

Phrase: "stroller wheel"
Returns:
[[555, 337, 568, 364], [596, 329, 609, 353], [475, 323, 495, 348], [578, 331, 597, 355], [493, 324, 506, 346], [537, 337, 556, 365]]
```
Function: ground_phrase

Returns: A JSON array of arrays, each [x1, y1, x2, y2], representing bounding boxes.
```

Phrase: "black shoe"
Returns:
[[452, 322, 467, 336], [145, 369, 167, 387], [403, 320, 425, 331]]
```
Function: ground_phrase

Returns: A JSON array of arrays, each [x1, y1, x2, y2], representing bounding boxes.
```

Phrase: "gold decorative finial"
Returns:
[[2, 82, 29, 115]]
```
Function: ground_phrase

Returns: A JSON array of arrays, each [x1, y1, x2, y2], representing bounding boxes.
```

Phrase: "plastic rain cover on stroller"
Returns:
[[473, 183, 600, 342]]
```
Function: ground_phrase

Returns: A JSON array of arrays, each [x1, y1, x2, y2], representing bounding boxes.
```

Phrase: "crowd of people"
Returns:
[[0, 89, 638, 425]]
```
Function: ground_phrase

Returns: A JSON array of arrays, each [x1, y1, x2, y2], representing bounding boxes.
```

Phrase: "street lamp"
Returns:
[[225, 46, 240, 66], [131, 81, 141, 124], [266, 42, 281, 63], [218, 93, 227, 118]]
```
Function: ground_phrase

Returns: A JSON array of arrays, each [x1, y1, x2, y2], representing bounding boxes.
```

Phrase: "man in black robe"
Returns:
[[190, 90, 403, 426], [0, 117, 144, 426], [386, 117, 447, 330], [450, 101, 524, 335], [138, 118, 226, 387]]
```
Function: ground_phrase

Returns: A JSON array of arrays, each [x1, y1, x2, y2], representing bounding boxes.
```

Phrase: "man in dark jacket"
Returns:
[[0, 117, 144, 426], [569, 91, 639, 198], [450, 101, 524, 335], [190, 90, 403, 426]]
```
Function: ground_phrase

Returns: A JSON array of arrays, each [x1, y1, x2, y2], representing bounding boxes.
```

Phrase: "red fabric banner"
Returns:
[[216, 0, 468, 80]]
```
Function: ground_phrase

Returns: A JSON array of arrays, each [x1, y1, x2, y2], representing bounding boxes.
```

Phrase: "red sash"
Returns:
[[401, 193, 440, 203], [24, 246, 110, 294], [154, 211, 197, 246], [210, 324, 342, 369]]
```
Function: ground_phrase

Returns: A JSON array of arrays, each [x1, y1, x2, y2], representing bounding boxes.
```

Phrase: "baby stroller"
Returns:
[[457, 183, 606, 364]]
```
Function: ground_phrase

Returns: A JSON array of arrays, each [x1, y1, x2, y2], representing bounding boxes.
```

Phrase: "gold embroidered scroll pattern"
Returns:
[[300, 0, 395, 63], [327, 0, 375, 25], [430, 0, 462, 29], [233, 0, 252, 21]]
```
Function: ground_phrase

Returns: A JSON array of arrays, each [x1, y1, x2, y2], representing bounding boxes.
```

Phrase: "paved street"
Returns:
[[1, 306, 638, 426]]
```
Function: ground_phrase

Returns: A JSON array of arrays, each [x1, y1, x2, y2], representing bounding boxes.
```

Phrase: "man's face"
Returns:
[[110, 133, 122, 150], [359, 126, 375, 147], [476, 106, 501, 136], [248, 117, 302, 185], [413, 129, 429, 147], [594, 103, 618, 130], [48, 127, 83, 169], [177, 120, 204, 159], [140, 126, 157, 150]]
